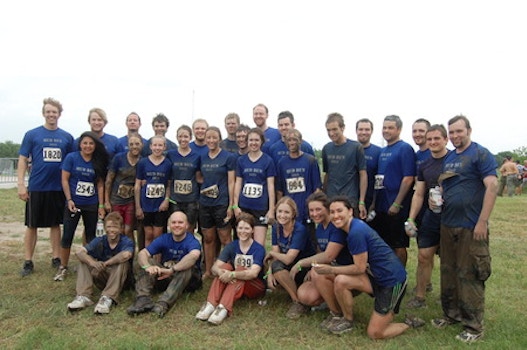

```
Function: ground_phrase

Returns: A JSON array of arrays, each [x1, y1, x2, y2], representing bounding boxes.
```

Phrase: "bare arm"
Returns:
[[388, 175, 414, 215], [474, 175, 498, 240], [17, 155, 29, 201], [104, 171, 115, 211], [315, 251, 368, 276]]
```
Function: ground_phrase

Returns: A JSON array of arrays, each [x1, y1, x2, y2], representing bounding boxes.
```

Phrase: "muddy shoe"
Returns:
[[127, 296, 154, 315]]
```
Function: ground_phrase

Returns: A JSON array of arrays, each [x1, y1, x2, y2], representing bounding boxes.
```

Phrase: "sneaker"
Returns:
[[53, 266, 68, 281], [319, 312, 342, 330], [286, 301, 309, 320], [51, 257, 61, 269], [195, 302, 216, 321], [412, 283, 433, 294], [455, 330, 483, 343], [328, 317, 354, 335], [431, 316, 458, 329], [20, 260, 34, 277], [404, 314, 426, 328], [127, 296, 154, 315], [67, 295, 94, 311], [406, 296, 427, 309], [94, 295, 113, 314], [208, 304, 228, 325], [152, 301, 169, 318]]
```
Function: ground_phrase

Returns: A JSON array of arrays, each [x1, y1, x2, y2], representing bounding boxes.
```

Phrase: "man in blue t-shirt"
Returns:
[[253, 103, 281, 154], [66, 212, 135, 314], [127, 211, 202, 318], [355, 118, 381, 212], [431, 115, 498, 344], [268, 111, 315, 165], [18, 97, 75, 277]]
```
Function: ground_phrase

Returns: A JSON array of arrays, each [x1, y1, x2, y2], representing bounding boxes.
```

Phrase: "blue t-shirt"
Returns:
[[236, 153, 276, 211], [19, 126, 75, 191], [108, 151, 139, 205], [346, 219, 407, 287], [200, 150, 236, 207], [118, 135, 148, 156], [271, 220, 315, 261], [363, 143, 382, 209], [441, 142, 497, 229], [375, 140, 416, 213], [62, 151, 99, 206], [167, 149, 201, 203], [415, 148, 431, 174], [189, 142, 209, 158], [218, 239, 266, 280], [316, 222, 352, 266], [322, 139, 366, 205], [85, 234, 135, 261], [136, 156, 172, 212], [147, 232, 202, 267], [268, 139, 315, 166], [262, 127, 281, 154], [276, 153, 322, 222]]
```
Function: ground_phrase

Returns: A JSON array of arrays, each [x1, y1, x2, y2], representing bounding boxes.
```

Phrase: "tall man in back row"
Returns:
[[18, 97, 75, 276], [432, 115, 497, 344], [322, 113, 367, 219]]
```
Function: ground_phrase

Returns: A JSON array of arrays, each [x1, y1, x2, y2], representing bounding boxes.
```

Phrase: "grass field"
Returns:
[[0, 187, 526, 349]]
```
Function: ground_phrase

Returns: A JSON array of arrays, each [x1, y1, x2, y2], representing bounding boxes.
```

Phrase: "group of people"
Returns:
[[16, 98, 498, 343]]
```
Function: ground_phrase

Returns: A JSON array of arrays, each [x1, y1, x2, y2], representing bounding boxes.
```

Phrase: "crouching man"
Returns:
[[127, 211, 202, 317], [67, 212, 134, 314]]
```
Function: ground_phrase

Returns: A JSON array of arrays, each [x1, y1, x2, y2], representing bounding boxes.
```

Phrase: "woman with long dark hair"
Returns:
[[55, 131, 109, 281]]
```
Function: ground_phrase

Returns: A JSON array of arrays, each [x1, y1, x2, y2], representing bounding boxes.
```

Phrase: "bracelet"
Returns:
[[263, 270, 271, 279], [392, 202, 403, 209], [407, 218, 415, 223], [164, 197, 169, 201], [359, 201, 365, 206], [141, 265, 150, 270], [231, 204, 239, 209], [67, 199, 73, 202], [297, 264, 302, 272], [230, 271, 235, 278], [98, 204, 105, 208]]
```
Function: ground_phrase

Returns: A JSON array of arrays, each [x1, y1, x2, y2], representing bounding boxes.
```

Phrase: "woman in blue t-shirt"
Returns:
[[195, 213, 266, 325], [55, 131, 109, 281], [265, 196, 315, 319]]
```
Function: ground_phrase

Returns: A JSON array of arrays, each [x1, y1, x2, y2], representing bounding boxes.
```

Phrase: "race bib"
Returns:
[[42, 147, 62, 162], [117, 184, 134, 199], [146, 183, 165, 198], [235, 253, 254, 268], [286, 177, 306, 194], [174, 180, 192, 195], [201, 184, 219, 198], [242, 183, 263, 198], [75, 181, 95, 197], [374, 174, 385, 190]]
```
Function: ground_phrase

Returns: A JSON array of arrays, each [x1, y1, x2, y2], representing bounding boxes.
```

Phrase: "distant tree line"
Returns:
[[0, 141, 20, 158]]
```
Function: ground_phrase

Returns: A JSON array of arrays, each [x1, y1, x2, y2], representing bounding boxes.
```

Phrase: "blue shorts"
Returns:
[[417, 209, 441, 249]]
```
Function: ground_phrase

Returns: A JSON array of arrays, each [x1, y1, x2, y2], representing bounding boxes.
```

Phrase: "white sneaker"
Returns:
[[54, 266, 68, 282], [195, 302, 215, 321], [208, 304, 228, 325], [67, 296, 93, 311], [94, 295, 113, 314]]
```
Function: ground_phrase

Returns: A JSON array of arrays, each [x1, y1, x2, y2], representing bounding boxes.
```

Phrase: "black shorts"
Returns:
[[417, 209, 441, 249], [143, 211, 169, 228], [240, 207, 268, 227], [270, 259, 309, 287], [370, 211, 409, 249], [25, 191, 65, 228], [369, 275, 407, 315], [169, 201, 199, 227], [199, 204, 230, 229]]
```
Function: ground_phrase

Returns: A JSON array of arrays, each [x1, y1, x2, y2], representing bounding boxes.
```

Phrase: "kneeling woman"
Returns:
[[195, 213, 266, 325], [265, 196, 315, 319]]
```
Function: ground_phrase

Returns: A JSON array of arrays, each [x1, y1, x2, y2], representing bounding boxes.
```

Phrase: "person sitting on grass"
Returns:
[[67, 211, 134, 314], [318, 196, 424, 338], [195, 213, 266, 325], [264, 196, 315, 319], [126, 211, 202, 318]]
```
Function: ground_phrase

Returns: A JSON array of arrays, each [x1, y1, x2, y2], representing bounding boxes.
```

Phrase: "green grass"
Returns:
[[1, 189, 526, 349]]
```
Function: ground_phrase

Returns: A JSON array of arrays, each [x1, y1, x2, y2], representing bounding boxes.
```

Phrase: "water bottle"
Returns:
[[96, 219, 105, 237], [366, 210, 376, 222], [259, 216, 269, 225], [405, 221, 417, 237], [429, 186, 443, 213]]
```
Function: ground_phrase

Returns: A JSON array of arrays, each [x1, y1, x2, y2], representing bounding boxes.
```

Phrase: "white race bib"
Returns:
[[374, 174, 385, 190], [201, 184, 219, 198], [174, 180, 192, 195], [235, 253, 254, 268], [242, 183, 263, 199], [75, 181, 95, 197], [42, 147, 62, 162], [146, 183, 165, 198], [286, 177, 306, 194]]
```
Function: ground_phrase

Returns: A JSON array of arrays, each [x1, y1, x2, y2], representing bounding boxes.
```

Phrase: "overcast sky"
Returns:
[[1, 1, 525, 153]]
